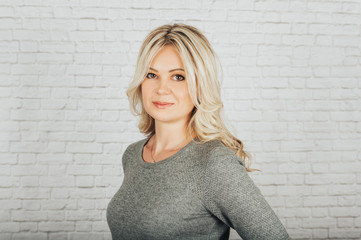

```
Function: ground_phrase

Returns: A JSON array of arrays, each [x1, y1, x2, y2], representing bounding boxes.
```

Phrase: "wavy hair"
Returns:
[[126, 23, 257, 172]]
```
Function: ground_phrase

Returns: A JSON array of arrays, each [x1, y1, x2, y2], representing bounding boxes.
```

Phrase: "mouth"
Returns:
[[152, 101, 174, 109]]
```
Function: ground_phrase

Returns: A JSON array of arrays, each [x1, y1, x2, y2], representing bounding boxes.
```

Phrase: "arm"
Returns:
[[201, 152, 290, 240]]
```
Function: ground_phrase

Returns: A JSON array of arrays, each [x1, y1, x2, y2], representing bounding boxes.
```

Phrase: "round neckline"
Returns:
[[139, 134, 198, 167]]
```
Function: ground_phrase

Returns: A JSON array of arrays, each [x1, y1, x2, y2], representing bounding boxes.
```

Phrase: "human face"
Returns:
[[141, 45, 195, 124]]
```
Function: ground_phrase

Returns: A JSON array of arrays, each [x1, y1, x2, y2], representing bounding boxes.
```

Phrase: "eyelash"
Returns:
[[146, 73, 185, 81]]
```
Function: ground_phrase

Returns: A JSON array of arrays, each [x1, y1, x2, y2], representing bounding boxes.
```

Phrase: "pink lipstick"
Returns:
[[153, 101, 174, 109]]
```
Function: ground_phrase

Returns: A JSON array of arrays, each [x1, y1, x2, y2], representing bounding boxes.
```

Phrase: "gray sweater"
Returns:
[[106, 135, 290, 240]]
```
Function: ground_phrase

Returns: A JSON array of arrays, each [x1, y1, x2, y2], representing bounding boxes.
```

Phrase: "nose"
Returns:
[[156, 79, 171, 95]]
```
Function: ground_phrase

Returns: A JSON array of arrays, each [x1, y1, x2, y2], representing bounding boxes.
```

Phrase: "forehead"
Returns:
[[150, 45, 184, 69]]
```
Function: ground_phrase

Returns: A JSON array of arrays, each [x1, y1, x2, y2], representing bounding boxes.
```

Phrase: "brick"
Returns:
[[253, 174, 287, 185], [13, 188, 49, 199], [331, 174, 356, 184], [75, 176, 94, 187], [304, 196, 337, 207], [255, 1, 288, 11], [66, 143, 102, 153], [337, 217, 354, 228], [332, 139, 361, 150], [287, 175, 304, 185], [48, 211, 65, 221], [279, 163, 311, 173], [78, 199, 95, 210], [66, 210, 102, 221], [69, 30, 105, 41], [12, 166, 48, 176], [329, 185, 358, 196], [97, 173, 121, 186], [332, 66, 361, 77], [0, 7, 13, 17], [262, 196, 284, 207], [0, 176, 18, 187], [66, 110, 102, 121], [102, 165, 122, 176], [281, 66, 313, 77], [0, 223, 20, 232], [42, 200, 75, 210], [312, 163, 329, 173], [287, 229, 312, 239], [278, 186, 311, 196], [0, 210, 10, 221], [286, 218, 302, 228], [68, 188, 106, 199], [13, 29, 50, 41], [312, 229, 328, 239], [355, 217, 361, 227], [330, 89, 359, 100], [338, 196, 357, 207], [39, 176, 74, 187], [67, 165, 102, 176], [92, 221, 110, 231], [303, 218, 336, 228], [14, 86, 51, 99], [311, 186, 328, 196], [20, 222, 37, 232], [74, 221, 92, 232], [312, 208, 328, 218], [47, 233, 68, 239], [281, 140, 314, 152], [305, 174, 334, 185], [330, 207, 361, 217], [308, 151, 341, 162], [329, 163, 361, 173], [12, 110, 47, 121], [39, 222, 74, 232], [68, 232, 104, 240], [12, 233, 47, 240], [334, 36, 361, 46], [12, 211, 47, 221], [0, 200, 21, 209], [21, 200, 40, 212], [329, 229, 360, 238]]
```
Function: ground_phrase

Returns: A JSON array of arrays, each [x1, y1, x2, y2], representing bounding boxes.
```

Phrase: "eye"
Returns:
[[146, 73, 157, 79], [173, 74, 185, 81]]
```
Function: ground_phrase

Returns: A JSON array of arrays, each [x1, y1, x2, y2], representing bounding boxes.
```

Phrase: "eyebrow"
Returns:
[[149, 67, 185, 73]]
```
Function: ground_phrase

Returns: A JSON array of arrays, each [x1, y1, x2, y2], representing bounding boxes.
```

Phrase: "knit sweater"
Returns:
[[106, 135, 290, 240]]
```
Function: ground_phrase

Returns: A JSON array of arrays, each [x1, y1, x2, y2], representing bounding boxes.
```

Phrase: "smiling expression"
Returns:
[[141, 45, 195, 124]]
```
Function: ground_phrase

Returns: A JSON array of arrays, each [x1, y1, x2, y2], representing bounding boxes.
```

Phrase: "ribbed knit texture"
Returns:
[[106, 135, 290, 240]]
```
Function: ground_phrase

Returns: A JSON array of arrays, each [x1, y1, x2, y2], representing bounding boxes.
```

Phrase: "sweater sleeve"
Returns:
[[201, 151, 291, 240]]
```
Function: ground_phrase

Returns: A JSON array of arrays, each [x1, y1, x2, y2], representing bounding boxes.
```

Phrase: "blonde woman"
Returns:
[[106, 23, 290, 240]]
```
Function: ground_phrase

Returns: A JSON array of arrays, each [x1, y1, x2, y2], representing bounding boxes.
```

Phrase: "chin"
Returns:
[[151, 114, 174, 122]]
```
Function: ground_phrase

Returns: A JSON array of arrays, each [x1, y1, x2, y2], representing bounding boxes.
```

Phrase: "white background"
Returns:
[[0, 0, 360, 239]]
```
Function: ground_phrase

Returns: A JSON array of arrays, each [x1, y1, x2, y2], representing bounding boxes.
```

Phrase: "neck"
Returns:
[[150, 120, 196, 155]]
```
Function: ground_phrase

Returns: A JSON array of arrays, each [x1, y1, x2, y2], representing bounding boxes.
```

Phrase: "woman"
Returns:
[[106, 23, 290, 240]]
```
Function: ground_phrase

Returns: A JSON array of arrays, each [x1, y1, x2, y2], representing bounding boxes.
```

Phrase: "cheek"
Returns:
[[178, 86, 194, 108], [141, 82, 150, 98], [141, 83, 150, 107]]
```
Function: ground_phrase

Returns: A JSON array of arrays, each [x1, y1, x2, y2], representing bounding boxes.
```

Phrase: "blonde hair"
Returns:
[[126, 23, 257, 172]]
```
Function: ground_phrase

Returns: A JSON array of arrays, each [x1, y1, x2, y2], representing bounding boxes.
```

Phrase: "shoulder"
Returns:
[[193, 138, 245, 169], [121, 137, 149, 169], [198, 140, 251, 198], [123, 137, 148, 157]]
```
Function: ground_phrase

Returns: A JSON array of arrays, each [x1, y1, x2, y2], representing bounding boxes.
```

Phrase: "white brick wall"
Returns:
[[0, 0, 360, 239]]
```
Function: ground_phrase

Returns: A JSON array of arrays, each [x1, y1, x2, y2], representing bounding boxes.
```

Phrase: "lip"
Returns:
[[152, 101, 174, 109], [153, 101, 173, 105]]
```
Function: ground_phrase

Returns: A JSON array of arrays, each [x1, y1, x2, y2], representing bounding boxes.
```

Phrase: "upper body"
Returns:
[[106, 135, 291, 240], [108, 23, 291, 240]]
